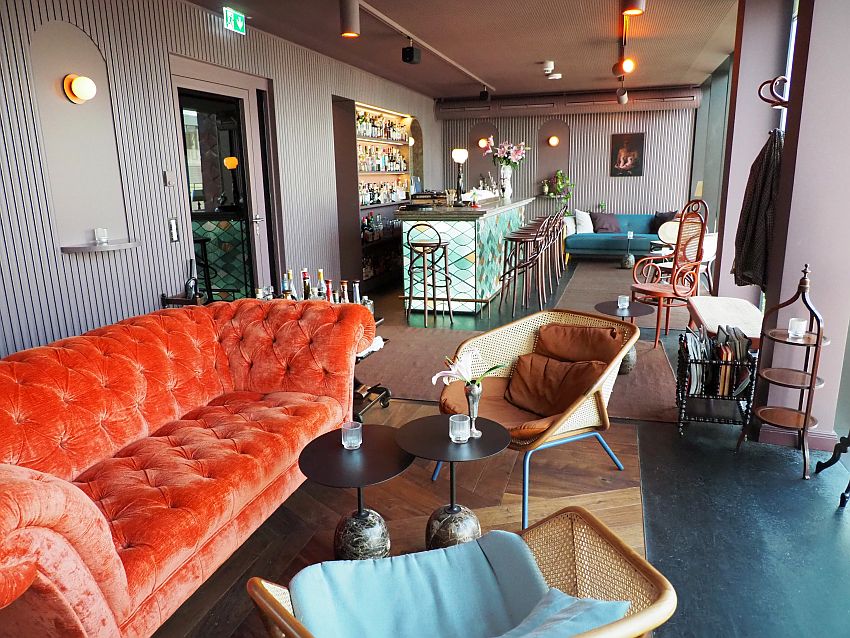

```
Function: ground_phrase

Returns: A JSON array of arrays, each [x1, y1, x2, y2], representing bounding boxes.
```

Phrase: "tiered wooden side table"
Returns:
[[745, 265, 827, 479]]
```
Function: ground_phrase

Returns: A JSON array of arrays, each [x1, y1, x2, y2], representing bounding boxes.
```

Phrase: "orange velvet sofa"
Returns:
[[0, 299, 375, 638]]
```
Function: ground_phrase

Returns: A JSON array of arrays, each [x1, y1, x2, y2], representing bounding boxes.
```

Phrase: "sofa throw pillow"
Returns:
[[505, 353, 607, 417], [496, 588, 630, 638], [650, 210, 677, 234], [589, 212, 622, 234], [564, 215, 577, 237], [535, 324, 622, 364], [573, 209, 594, 234]]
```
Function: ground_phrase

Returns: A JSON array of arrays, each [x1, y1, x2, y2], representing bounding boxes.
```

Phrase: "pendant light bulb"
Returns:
[[616, 87, 629, 105], [621, 0, 646, 16], [340, 0, 360, 38]]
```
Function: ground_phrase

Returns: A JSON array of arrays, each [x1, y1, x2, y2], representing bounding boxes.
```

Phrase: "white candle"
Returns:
[[627, 231, 634, 240], [94, 228, 108, 244]]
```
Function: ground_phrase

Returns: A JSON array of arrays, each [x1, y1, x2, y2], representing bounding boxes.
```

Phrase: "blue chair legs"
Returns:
[[521, 432, 624, 530], [432, 461, 443, 481]]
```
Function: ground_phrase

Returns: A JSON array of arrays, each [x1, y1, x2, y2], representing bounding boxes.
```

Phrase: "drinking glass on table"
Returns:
[[449, 415, 471, 444], [341, 421, 362, 450]]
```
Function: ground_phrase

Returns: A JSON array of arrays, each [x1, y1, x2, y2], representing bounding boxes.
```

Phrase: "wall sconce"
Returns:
[[547, 135, 560, 147], [451, 148, 469, 207], [223, 156, 239, 170], [63, 74, 97, 104], [621, 0, 646, 16], [477, 138, 489, 149]]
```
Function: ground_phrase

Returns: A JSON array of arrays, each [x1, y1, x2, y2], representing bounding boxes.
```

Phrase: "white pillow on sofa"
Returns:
[[565, 215, 576, 236], [574, 209, 594, 234]]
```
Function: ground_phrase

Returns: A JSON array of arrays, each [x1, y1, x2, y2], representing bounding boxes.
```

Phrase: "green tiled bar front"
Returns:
[[399, 198, 532, 314]]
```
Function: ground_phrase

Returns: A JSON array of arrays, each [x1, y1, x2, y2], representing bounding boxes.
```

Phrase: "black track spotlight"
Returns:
[[480, 85, 490, 101]]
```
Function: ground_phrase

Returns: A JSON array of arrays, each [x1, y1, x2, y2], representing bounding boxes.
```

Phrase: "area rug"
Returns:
[[554, 260, 691, 330], [355, 325, 482, 402], [608, 341, 678, 423]]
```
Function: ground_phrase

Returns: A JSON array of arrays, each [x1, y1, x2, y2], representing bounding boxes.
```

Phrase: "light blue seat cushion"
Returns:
[[497, 588, 630, 637], [565, 233, 655, 254], [289, 530, 549, 638]]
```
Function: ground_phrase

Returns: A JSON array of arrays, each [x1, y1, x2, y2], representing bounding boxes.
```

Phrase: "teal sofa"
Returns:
[[565, 213, 659, 257]]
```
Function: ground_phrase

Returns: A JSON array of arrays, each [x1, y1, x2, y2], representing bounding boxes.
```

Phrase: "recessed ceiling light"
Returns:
[[548, 73, 563, 80], [339, 0, 360, 38]]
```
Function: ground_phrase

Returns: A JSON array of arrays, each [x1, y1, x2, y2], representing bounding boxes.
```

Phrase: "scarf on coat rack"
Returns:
[[731, 128, 784, 291]]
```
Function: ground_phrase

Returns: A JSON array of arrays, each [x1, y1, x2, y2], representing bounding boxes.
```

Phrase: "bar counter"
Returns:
[[397, 197, 533, 313]]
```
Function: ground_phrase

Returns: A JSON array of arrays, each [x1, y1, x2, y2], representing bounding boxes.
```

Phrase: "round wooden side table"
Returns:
[[396, 416, 510, 550], [299, 424, 414, 560]]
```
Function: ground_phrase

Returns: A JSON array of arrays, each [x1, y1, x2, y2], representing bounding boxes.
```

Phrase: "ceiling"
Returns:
[[190, 0, 738, 99]]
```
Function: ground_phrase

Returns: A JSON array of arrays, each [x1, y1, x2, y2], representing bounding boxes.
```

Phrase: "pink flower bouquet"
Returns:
[[481, 136, 529, 169]]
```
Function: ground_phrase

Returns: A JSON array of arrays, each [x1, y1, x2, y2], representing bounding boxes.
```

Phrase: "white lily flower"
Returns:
[[431, 349, 485, 386]]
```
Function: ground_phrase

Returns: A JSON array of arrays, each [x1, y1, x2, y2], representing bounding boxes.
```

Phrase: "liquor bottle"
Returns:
[[301, 269, 311, 300], [316, 269, 326, 299], [340, 280, 350, 303], [325, 279, 333, 301], [352, 280, 361, 304]]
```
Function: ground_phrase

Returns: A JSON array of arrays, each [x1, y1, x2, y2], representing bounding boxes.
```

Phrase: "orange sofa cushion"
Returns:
[[535, 324, 622, 364], [504, 354, 606, 417], [440, 377, 559, 441], [74, 390, 342, 612]]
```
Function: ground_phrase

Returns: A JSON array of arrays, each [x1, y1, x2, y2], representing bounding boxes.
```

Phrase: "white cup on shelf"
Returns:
[[94, 227, 108, 244], [788, 317, 807, 339]]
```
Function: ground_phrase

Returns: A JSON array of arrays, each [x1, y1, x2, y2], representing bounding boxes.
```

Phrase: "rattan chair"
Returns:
[[435, 309, 639, 528], [247, 506, 677, 638]]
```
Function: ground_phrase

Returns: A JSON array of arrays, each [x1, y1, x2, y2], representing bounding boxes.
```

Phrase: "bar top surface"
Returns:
[[395, 197, 534, 221]]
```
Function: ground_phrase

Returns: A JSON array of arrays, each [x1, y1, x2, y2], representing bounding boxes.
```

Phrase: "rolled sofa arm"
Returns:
[[0, 464, 130, 633]]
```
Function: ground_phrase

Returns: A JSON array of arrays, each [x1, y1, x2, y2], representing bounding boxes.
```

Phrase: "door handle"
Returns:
[[251, 216, 265, 223]]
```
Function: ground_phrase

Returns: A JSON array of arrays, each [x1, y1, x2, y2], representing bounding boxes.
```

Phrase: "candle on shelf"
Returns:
[[788, 317, 807, 339]]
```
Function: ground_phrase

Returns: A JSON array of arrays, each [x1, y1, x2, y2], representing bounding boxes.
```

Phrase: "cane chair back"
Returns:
[[449, 309, 638, 445], [672, 210, 706, 271]]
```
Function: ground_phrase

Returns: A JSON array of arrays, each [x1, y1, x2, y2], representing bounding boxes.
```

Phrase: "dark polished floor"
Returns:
[[640, 421, 850, 637]]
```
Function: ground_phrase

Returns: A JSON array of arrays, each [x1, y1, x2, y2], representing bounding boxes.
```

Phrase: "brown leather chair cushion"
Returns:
[[504, 353, 607, 417], [535, 324, 621, 364], [439, 377, 559, 441]]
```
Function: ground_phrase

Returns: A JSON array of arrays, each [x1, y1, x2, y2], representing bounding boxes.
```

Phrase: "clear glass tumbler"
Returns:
[[617, 295, 630, 310], [449, 414, 471, 444], [341, 421, 362, 450], [788, 317, 807, 339]]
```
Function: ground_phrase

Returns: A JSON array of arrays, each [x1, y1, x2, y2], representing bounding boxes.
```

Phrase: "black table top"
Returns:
[[396, 416, 510, 463], [595, 299, 654, 319], [299, 424, 414, 489]]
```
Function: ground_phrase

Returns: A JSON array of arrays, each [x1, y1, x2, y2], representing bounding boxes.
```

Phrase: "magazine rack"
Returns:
[[676, 332, 758, 439]]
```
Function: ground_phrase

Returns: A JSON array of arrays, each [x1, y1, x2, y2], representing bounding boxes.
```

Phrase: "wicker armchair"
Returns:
[[436, 309, 639, 528], [247, 506, 676, 638]]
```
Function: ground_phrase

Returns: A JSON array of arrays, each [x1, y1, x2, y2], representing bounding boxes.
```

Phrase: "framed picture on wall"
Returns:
[[610, 133, 644, 177]]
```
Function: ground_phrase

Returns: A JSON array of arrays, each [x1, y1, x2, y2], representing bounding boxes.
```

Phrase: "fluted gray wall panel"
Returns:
[[444, 109, 694, 216], [0, 0, 441, 357]]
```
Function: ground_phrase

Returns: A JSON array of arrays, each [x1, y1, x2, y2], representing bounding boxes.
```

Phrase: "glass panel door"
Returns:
[[179, 89, 256, 300]]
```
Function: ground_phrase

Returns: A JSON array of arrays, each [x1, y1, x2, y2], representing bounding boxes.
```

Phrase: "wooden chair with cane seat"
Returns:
[[247, 506, 677, 638], [631, 200, 707, 348], [434, 309, 639, 529]]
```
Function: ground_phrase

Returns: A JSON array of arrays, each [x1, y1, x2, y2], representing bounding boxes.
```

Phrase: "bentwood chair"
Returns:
[[631, 200, 708, 348], [404, 223, 453, 326], [247, 506, 677, 638], [435, 309, 639, 529]]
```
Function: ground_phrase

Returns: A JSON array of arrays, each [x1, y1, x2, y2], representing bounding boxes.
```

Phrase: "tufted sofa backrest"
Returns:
[[0, 307, 232, 481], [206, 299, 374, 400]]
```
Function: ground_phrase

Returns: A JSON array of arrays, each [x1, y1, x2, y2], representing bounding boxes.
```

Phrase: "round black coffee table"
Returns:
[[594, 299, 654, 374], [299, 424, 414, 560], [396, 416, 510, 550]]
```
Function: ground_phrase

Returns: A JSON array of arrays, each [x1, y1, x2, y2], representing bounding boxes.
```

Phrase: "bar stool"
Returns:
[[405, 223, 453, 326], [499, 216, 551, 316]]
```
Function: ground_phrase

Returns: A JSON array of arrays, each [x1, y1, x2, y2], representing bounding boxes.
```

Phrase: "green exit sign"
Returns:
[[223, 7, 246, 35]]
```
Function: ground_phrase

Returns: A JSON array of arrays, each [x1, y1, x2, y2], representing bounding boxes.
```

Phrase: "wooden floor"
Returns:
[[153, 399, 643, 638]]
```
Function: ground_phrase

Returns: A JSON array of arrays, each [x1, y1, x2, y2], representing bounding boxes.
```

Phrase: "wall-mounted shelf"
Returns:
[[361, 200, 409, 211], [60, 239, 141, 254], [357, 137, 407, 146], [359, 171, 407, 176]]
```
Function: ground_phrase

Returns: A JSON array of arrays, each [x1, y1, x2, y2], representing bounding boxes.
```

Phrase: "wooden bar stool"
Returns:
[[499, 217, 551, 316], [405, 223, 453, 326]]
